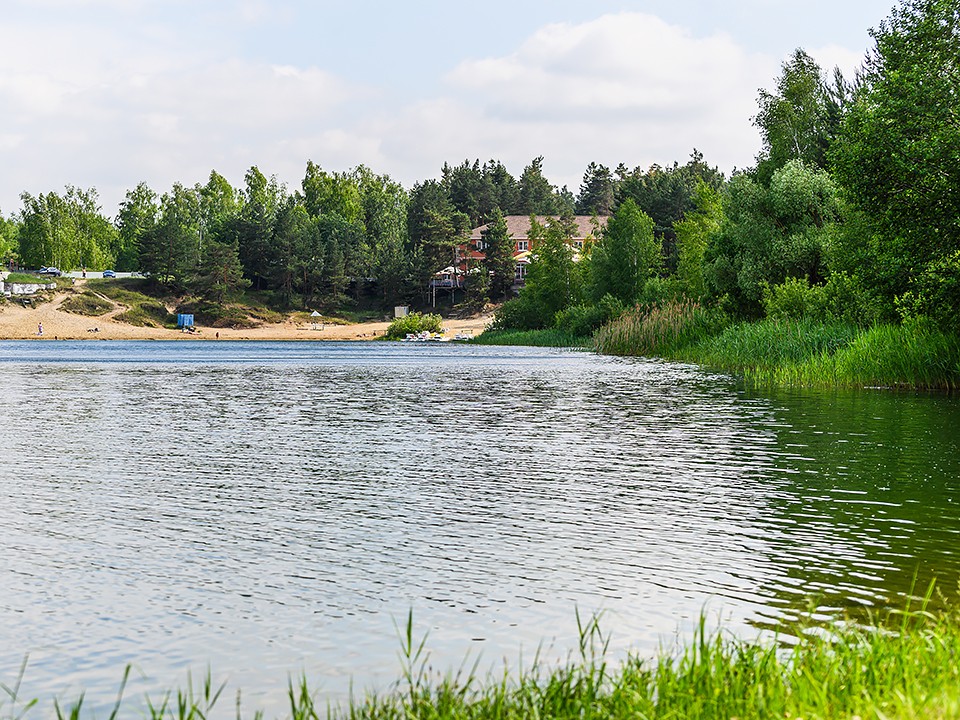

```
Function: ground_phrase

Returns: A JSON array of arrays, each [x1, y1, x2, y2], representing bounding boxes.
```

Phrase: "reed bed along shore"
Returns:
[[469, 328, 592, 348], [4, 601, 960, 720], [594, 301, 960, 390]]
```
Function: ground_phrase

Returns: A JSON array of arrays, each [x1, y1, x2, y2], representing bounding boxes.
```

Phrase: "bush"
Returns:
[[385, 312, 444, 339], [761, 277, 829, 321], [490, 297, 543, 331], [554, 294, 625, 337]]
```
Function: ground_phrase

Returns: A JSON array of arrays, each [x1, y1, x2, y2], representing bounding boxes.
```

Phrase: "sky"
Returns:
[[0, 0, 897, 217]]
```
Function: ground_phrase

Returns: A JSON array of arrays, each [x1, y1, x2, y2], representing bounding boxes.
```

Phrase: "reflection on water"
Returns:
[[0, 341, 958, 715]]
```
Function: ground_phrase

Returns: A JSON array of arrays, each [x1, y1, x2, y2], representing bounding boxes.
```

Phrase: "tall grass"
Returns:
[[682, 318, 861, 372], [594, 300, 727, 357], [471, 328, 592, 348], [762, 322, 960, 389], [5, 599, 960, 719]]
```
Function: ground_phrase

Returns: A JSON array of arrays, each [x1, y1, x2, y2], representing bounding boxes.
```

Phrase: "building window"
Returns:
[[573, 240, 584, 249], [476, 239, 486, 251], [517, 240, 529, 252], [514, 264, 527, 280]]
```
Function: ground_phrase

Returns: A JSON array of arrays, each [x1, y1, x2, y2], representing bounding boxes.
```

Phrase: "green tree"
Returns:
[[830, 0, 960, 315], [753, 49, 846, 184], [576, 162, 616, 215], [521, 215, 582, 324], [674, 181, 724, 299], [705, 161, 839, 316], [0, 211, 19, 265], [138, 183, 201, 285], [517, 157, 560, 215], [190, 240, 250, 304], [116, 182, 158, 272], [18, 187, 116, 270], [588, 198, 660, 304], [482, 208, 516, 301]]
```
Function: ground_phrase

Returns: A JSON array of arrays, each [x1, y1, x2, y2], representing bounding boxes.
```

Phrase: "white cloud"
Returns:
[[0, 9, 813, 215], [378, 13, 776, 189]]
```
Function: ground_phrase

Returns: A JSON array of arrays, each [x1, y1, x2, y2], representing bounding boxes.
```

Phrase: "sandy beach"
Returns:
[[0, 288, 493, 341]]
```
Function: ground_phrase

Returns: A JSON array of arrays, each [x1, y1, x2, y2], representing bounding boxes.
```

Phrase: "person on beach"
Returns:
[[37, 322, 43, 336]]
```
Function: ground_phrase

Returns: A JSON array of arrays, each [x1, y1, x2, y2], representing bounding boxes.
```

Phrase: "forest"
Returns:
[[1, 0, 957, 346]]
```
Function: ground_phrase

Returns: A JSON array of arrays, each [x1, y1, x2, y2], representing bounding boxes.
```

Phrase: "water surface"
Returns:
[[1, 340, 957, 715]]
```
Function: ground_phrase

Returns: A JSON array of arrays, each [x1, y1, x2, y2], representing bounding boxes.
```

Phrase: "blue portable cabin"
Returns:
[[177, 314, 194, 328]]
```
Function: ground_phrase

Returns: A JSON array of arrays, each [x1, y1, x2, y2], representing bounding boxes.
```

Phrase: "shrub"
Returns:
[[490, 297, 543, 331], [761, 277, 828, 321], [385, 312, 444, 339], [554, 294, 625, 337]]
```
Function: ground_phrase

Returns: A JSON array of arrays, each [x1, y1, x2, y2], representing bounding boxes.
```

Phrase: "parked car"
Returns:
[[39, 267, 62, 276], [102, 270, 116, 278]]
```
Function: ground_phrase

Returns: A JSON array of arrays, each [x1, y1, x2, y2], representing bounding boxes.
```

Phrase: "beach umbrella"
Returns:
[[310, 311, 322, 330]]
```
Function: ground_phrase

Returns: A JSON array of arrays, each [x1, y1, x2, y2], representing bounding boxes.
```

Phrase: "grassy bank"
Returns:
[[471, 328, 592, 348], [5, 602, 960, 720], [595, 302, 960, 390]]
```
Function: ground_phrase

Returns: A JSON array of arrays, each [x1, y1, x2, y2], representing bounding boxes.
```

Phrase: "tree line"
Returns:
[[494, 0, 960, 336], [1, 0, 955, 334]]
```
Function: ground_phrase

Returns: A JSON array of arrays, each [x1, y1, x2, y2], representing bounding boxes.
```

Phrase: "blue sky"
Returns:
[[1, 0, 895, 216]]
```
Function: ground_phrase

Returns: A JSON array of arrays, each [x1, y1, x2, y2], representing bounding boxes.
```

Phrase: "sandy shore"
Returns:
[[0, 290, 493, 341]]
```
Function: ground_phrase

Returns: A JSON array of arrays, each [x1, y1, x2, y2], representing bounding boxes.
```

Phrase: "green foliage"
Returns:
[[753, 49, 848, 183], [762, 273, 884, 327], [472, 328, 590, 347], [518, 216, 583, 323], [896, 250, 960, 334], [616, 150, 725, 267], [705, 161, 839, 316], [490, 296, 543, 331], [761, 276, 828, 321], [575, 162, 615, 215], [17, 186, 117, 270], [684, 317, 860, 372], [765, 321, 960, 390], [60, 291, 114, 316], [595, 299, 728, 357], [554, 294, 625, 338], [385, 312, 444, 339], [674, 181, 723, 298], [830, 0, 960, 310], [588, 198, 660, 305], [480, 208, 515, 301], [517, 156, 562, 215], [189, 241, 250, 305]]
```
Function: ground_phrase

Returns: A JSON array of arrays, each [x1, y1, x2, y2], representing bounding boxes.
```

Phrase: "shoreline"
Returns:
[[0, 299, 493, 342]]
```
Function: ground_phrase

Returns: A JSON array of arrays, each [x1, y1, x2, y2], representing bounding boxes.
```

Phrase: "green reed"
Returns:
[[470, 329, 592, 348], [681, 317, 860, 372], [594, 300, 727, 357], [6, 599, 960, 719], [758, 322, 960, 390]]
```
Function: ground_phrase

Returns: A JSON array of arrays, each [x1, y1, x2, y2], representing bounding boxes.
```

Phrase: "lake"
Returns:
[[1, 340, 958, 717]]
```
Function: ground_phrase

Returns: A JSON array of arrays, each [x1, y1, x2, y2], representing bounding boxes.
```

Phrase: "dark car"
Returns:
[[102, 270, 116, 278]]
